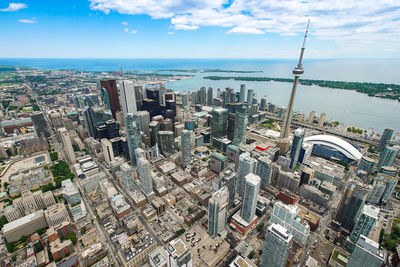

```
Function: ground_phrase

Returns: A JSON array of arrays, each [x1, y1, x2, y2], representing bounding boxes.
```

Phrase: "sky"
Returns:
[[0, 0, 399, 59]]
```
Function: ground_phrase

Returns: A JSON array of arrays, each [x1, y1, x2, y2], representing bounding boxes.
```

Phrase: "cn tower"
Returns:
[[280, 19, 310, 139]]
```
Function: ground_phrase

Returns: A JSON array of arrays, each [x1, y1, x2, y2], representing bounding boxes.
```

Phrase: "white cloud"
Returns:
[[174, 24, 198, 30], [18, 19, 36, 23], [227, 27, 264, 34], [89, 0, 400, 53], [122, 21, 128, 25], [0, 3, 27, 12], [124, 27, 137, 34], [167, 31, 174, 35]]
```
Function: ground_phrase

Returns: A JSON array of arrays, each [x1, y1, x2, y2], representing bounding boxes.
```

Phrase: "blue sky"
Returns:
[[0, 0, 399, 58]]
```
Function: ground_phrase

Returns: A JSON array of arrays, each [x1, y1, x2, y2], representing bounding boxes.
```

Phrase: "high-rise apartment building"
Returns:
[[208, 187, 229, 237], [240, 173, 260, 224], [166, 239, 192, 267], [232, 105, 248, 147], [347, 235, 385, 267], [378, 128, 394, 152], [261, 223, 293, 267], [260, 96, 267, 110], [256, 156, 272, 189], [246, 89, 254, 107], [377, 145, 398, 169], [120, 163, 135, 190], [99, 80, 121, 119], [207, 87, 213, 106], [289, 128, 305, 170], [237, 153, 257, 197], [199, 86, 207, 105], [219, 166, 237, 209], [181, 130, 191, 168], [137, 157, 153, 196], [347, 205, 379, 249], [58, 127, 76, 164], [376, 173, 398, 202], [271, 201, 310, 244], [211, 107, 228, 139], [357, 156, 375, 175], [158, 131, 175, 155], [239, 84, 246, 103]]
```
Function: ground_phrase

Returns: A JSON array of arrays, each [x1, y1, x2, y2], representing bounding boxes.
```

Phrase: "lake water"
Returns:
[[1, 58, 399, 132]]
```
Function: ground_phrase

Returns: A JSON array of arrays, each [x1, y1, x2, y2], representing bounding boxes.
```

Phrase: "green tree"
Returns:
[[6, 242, 16, 253], [66, 233, 77, 245]]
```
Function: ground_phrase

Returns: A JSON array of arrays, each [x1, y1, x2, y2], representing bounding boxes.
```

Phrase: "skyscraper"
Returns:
[[260, 96, 267, 111], [227, 113, 236, 141], [347, 235, 386, 267], [100, 80, 121, 119], [137, 157, 153, 195], [31, 112, 50, 138], [237, 153, 258, 197], [158, 131, 175, 155], [246, 88, 253, 106], [378, 128, 394, 152], [289, 128, 305, 170], [357, 156, 375, 175], [334, 182, 369, 232], [200, 86, 207, 105], [376, 173, 398, 202], [120, 163, 135, 190], [181, 130, 191, 168], [125, 113, 142, 164], [118, 80, 137, 115], [239, 84, 246, 103], [101, 138, 114, 166], [219, 166, 236, 209], [232, 105, 248, 147], [256, 156, 272, 189], [377, 145, 399, 169], [349, 205, 379, 246], [166, 239, 192, 267], [58, 127, 76, 164], [149, 121, 160, 147], [279, 20, 310, 144], [207, 87, 213, 106], [271, 201, 310, 244], [208, 187, 229, 237], [211, 107, 228, 139], [261, 223, 293, 267], [137, 110, 150, 136], [240, 173, 260, 224]]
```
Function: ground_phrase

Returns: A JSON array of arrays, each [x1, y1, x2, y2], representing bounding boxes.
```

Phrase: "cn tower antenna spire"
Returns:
[[298, 18, 310, 69], [279, 20, 310, 144]]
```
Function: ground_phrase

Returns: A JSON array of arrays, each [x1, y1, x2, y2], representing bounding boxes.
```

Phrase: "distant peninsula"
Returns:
[[201, 69, 262, 73], [203, 76, 400, 101]]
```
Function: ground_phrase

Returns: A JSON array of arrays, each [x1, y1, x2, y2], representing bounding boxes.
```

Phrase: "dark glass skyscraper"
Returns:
[[211, 107, 228, 139], [289, 128, 305, 170], [31, 112, 50, 138], [232, 105, 248, 147], [100, 80, 121, 119], [378, 128, 393, 152]]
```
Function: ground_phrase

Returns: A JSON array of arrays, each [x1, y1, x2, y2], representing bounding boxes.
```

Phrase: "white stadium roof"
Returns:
[[304, 135, 362, 161]]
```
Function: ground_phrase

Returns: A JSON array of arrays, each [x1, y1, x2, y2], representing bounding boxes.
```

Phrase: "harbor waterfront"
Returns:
[[1, 58, 400, 133]]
